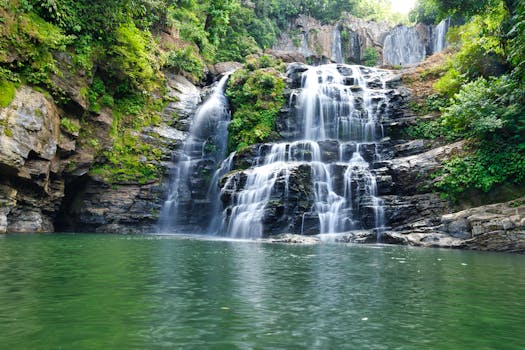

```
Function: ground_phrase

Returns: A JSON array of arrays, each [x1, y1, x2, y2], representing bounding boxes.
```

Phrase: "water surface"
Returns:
[[0, 234, 524, 349]]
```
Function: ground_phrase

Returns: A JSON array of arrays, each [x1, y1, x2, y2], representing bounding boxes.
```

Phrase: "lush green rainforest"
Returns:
[[408, 0, 525, 201], [0, 0, 524, 200]]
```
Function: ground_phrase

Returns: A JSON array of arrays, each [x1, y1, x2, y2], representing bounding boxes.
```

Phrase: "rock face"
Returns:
[[273, 15, 450, 66], [58, 73, 198, 233], [274, 15, 391, 65], [441, 199, 525, 252], [381, 198, 525, 253], [0, 68, 198, 233], [0, 87, 63, 232]]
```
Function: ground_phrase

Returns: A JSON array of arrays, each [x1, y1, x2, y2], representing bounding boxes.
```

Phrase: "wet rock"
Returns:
[[163, 73, 201, 131], [388, 141, 464, 195], [331, 230, 377, 243], [392, 139, 433, 157], [208, 61, 243, 79], [287, 63, 309, 89], [267, 233, 320, 244]]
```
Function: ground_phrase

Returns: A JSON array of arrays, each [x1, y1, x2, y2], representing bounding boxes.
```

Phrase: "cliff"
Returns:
[[273, 15, 450, 66], [0, 55, 201, 233]]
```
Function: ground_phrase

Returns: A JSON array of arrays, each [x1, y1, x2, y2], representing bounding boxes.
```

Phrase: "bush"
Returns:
[[226, 63, 285, 151], [163, 47, 204, 81], [110, 22, 159, 91], [435, 143, 525, 200], [441, 77, 507, 139], [363, 47, 379, 67], [433, 68, 464, 98]]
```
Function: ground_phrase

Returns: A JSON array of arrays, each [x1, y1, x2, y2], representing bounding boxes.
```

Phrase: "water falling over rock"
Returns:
[[382, 26, 427, 66], [331, 26, 343, 64], [219, 64, 400, 239], [432, 18, 450, 54], [159, 73, 232, 233]]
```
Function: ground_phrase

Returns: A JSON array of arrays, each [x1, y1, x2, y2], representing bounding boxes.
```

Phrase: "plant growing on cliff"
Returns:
[[363, 47, 379, 67], [226, 56, 285, 151], [163, 47, 204, 82]]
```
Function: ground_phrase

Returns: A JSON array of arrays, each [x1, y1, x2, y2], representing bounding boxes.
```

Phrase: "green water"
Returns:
[[0, 234, 524, 349]]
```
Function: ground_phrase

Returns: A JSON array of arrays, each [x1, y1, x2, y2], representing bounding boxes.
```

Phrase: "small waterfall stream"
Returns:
[[219, 64, 393, 239], [159, 73, 232, 233], [432, 18, 450, 53], [331, 26, 343, 64]]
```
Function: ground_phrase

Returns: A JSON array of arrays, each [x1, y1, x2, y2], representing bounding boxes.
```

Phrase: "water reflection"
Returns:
[[0, 234, 524, 349]]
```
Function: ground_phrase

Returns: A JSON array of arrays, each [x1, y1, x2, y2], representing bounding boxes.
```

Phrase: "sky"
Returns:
[[390, 0, 417, 14]]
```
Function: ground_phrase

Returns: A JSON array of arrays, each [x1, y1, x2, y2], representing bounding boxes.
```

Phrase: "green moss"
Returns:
[[90, 131, 162, 184], [0, 80, 16, 107], [60, 117, 80, 134]]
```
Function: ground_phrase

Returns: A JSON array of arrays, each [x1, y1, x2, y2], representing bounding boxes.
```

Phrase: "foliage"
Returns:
[[430, 73, 525, 200], [226, 57, 286, 151], [441, 78, 507, 139], [408, 93, 449, 115], [110, 22, 160, 91], [0, 5, 74, 87], [435, 143, 525, 199], [410, 0, 501, 22], [508, 1, 525, 82], [60, 117, 80, 134], [409, 0, 525, 200], [91, 131, 163, 184], [362, 47, 380, 67], [163, 47, 204, 81], [0, 80, 16, 107], [432, 68, 464, 98]]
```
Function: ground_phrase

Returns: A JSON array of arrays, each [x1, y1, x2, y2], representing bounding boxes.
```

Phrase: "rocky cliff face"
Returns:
[[0, 57, 200, 233], [274, 15, 449, 66], [0, 87, 63, 232], [56, 73, 200, 233]]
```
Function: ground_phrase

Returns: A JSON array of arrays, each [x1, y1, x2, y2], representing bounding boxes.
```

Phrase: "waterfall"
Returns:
[[432, 18, 450, 54], [220, 64, 391, 239], [383, 26, 426, 66], [331, 26, 343, 64], [159, 73, 232, 233]]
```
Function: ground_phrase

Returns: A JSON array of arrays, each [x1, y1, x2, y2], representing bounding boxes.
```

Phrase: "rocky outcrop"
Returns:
[[0, 87, 64, 232], [273, 15, 450, 66], [380, 198, 525, 253], [441, 199, 525, 252], [58, 73, 198, 233], [0, 66, 199, 233]]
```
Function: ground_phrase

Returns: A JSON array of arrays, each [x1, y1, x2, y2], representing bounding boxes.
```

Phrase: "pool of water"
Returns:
[[0, 234, 524, 349]]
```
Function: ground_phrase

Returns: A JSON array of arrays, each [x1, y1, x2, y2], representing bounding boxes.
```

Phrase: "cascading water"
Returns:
[[219, 64, 393, 239], [383, 20, 451, 66], [432, 18, 450, 53], [331, 26, 343, 64], [383, 26, 427, 66], [159, 73, 232, 233]]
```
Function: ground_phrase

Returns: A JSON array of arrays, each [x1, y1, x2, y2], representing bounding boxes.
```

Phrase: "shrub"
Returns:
[[363, 47, 379, 67], [163, 47, 204, 81], [110, 22, 159, 91], [226, 63, 285, 151]]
